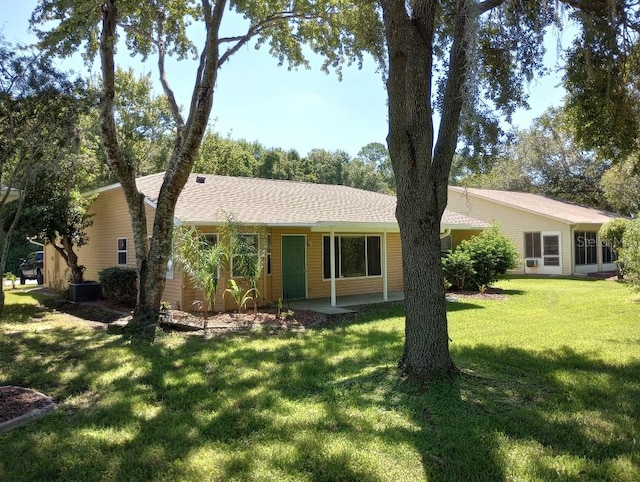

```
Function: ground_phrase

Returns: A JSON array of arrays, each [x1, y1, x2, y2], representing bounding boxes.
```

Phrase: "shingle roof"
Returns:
[[449, 186, 622, 224], [129, 172, 488, 229]]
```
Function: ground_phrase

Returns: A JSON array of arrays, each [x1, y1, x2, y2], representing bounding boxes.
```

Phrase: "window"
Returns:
[[323, 235, 382, 279], [440, 234, 452, 252], [543, 235, 560, 266], [575, 231, 597, 265], [524, 232, 541, 258], [232, 234, 259, 278], [117, 238, 127, 265], [602, 243, 617, 264], [204, 234, 218, 246]]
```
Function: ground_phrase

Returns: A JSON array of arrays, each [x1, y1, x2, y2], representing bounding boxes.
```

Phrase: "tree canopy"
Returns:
[[30, 0, 384, 334], [0, 37, 86, 312]]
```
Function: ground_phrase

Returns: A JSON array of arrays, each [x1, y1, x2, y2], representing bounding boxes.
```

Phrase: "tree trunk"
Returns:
[[54, 236, 85, 284], [381, 0, 474, 379], [98, 0, 223, 334]]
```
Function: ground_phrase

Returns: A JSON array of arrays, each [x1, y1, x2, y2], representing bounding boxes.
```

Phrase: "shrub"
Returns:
[[99, 267, 137, 307], [620, 219, 640, 290], [600, 218, 630, 277], [454, 225, 519, 290], [442, 251, 475, 291]]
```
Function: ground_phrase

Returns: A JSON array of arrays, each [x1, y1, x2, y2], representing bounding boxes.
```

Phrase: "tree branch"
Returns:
[[477, 0, 506, 14], [218, 11, 324, 67], [433, 0, 474, 188], [155, 9, 185, 130]]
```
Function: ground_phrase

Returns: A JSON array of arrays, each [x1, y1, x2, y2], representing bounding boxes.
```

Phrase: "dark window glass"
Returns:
[[602, 244, 616, 264], [117, 238, 127, 265], [340, 237, 366, 278], [367, 237, 382, 276], [543, 235, 559, 256], [575, 231, 597, 265], [525, 232, 541, 258], [323, 235, 381, 279]]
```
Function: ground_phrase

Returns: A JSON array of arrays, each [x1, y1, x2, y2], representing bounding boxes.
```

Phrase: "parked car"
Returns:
[[19, 251, 44, 285]]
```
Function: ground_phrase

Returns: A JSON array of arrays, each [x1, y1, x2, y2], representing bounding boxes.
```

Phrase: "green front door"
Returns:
[[282, 236, 306, 300]]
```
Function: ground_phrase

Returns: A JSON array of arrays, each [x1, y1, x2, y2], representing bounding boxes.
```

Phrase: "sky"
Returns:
[[1, 1, 568, 158]]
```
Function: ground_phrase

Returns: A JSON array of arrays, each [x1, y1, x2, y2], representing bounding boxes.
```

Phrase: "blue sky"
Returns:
[[2, 2, 567, 157]]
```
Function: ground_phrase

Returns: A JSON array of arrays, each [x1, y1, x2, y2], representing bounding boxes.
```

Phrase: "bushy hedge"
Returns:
[[443, 225, 518, 291], [620, 219, 640, 290], [442, 250, 475, 291], [99, 267, 137, 307]]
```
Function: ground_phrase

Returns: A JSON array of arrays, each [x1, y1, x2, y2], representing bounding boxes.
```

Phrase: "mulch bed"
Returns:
[[159, 307, 323, 333], [446, 286, 508, 301], [0, 386, 54, 424]]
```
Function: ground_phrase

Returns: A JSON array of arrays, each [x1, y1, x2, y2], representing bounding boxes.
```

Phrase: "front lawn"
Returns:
[[1, 278, 638, 481]]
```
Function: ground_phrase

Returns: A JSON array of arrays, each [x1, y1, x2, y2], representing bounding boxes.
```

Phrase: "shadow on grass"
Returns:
[[1, 299, 48, 323], [1, 312, 638, 480], [446, 301, 485, 312]]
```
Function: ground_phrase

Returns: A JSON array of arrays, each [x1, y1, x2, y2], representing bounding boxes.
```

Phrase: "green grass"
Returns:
[[1, 278, 638, 481]]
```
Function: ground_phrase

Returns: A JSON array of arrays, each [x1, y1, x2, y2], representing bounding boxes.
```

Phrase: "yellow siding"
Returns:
[[272, 229, 403, 300], [451, 229, 483, 248], [447, 188, 573, 275], [385, 233, 404, 291], [46, 188, 183, 308], [180, 226, 273, 312], [47, 185, 461, 308]]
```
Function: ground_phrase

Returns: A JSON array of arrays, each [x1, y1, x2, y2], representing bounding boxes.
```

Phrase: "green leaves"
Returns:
[[450, 225, 519, 291]]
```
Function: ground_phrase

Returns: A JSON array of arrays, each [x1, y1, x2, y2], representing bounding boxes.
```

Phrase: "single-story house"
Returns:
[[45, 173, 487, 310], [446, 186, 624, 276]]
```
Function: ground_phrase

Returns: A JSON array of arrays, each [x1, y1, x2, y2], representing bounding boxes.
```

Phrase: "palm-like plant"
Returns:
[[174, 225, 224, 317], [225, 279, 257, 314]]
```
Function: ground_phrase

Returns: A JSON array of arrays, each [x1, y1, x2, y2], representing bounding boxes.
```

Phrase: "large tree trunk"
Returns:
[[99, 0, 223, 333], [381, 0, 474, 379]]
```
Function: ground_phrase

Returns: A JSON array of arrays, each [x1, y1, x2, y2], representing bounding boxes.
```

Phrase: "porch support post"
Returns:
[[382, 230, 388, 301], [330, 229, 337, 307]]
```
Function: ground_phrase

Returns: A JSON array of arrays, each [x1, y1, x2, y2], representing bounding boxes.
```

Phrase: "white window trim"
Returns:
[[322, 234, 383, 280], [117, 238, 128, 266]]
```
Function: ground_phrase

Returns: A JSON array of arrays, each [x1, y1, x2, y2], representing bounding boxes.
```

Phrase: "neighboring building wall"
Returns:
[[447, 189, 573, 275], [450, 229, 483, 249], [45, 188, 184, 309]]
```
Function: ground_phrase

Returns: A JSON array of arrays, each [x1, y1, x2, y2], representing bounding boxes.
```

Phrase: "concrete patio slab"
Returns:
[[285, 291, 405, 315]]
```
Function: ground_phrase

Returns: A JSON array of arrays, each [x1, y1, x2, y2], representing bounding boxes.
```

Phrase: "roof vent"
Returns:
[[196, 175, 206, 184]]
